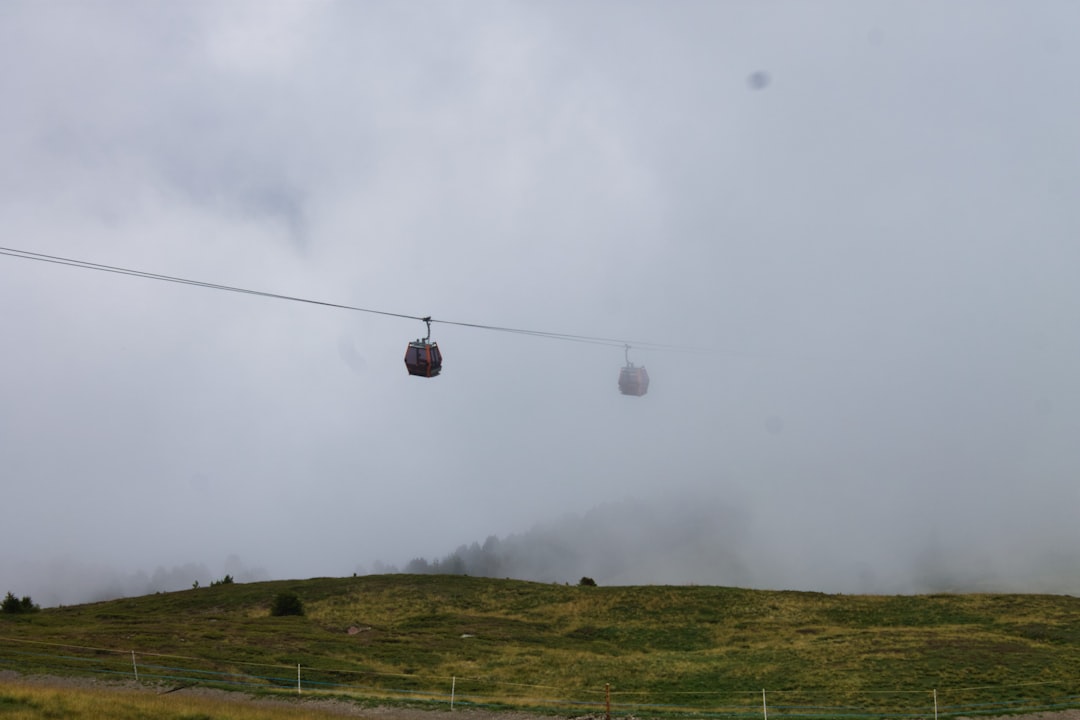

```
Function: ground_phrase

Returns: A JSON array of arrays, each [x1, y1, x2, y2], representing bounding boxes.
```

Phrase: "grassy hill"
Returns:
[[2, 575, 1080, 717]]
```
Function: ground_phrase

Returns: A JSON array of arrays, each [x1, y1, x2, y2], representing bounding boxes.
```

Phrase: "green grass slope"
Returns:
[[2, 575, 1080, 717]]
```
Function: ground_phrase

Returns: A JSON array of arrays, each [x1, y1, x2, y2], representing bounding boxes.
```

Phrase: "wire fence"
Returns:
[[2, 635, 1079, 719]]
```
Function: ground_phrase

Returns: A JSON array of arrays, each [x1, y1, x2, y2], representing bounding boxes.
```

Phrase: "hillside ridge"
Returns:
[[2, 574, 1079, 717]]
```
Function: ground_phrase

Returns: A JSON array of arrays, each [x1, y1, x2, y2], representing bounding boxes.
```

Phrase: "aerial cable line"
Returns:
[[434, 317, 690, 351], [0, 246, 697, 352], [0, 246, 420, 322]]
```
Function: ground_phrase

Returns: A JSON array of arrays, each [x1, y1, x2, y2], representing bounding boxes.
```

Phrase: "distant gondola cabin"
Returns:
[[405, 340, 442, 378], [618, 365, 649, 396]]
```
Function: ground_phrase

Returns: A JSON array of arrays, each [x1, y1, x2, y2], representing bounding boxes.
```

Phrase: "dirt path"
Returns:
[[0, 670, 566, 719], [4, 670, 1080, 720]]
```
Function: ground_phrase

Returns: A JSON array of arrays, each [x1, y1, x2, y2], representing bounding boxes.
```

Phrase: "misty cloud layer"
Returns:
[[2, 2, 1080, 606], [399, 489, 1080, 595], [5, 556, 270, 608]]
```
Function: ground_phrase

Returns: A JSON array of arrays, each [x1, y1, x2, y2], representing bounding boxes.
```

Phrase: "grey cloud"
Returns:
[[2, 1, 1080, 605]]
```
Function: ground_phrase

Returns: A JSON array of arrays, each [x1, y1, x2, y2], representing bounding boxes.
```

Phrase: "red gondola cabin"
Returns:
[[405, 340, 442, 378]]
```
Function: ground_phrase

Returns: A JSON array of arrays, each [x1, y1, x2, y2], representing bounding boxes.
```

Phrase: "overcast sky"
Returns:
[[3, 1, 1080, 606]]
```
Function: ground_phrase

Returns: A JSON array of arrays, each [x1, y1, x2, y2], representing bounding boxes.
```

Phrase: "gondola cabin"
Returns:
[[618, 365, 649, 396], [405, 340, 442, 378]]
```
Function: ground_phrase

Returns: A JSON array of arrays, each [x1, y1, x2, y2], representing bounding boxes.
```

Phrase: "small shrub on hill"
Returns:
[[1, 592, 40, 614], [270, 591, 304, 617]]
